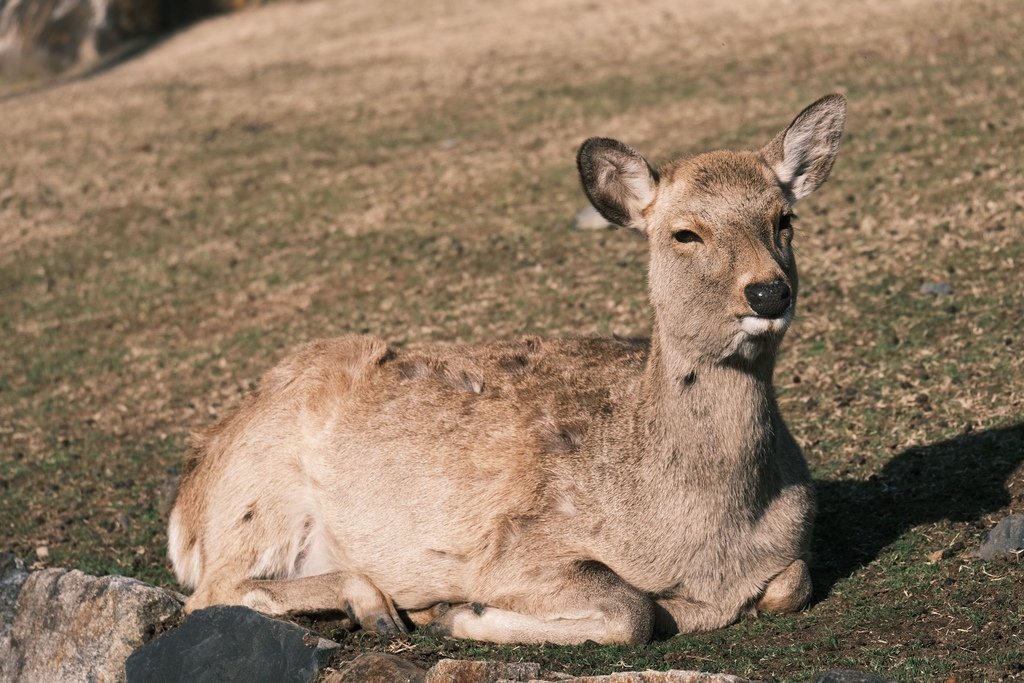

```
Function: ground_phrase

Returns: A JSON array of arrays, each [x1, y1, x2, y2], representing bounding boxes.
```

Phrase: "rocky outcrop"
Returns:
[[0, 566, 183, 683], [0, 556, 770, 683], [125, 604, 340, 683], [0, 0, 262, 79]]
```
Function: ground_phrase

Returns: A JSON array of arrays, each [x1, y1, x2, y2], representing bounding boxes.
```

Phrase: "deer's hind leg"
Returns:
[[755, 559, 812, 614], [186, 569, 407, 635], [425, 561, 654, 645]]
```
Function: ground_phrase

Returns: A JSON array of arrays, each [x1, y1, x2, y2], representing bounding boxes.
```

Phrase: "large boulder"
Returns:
[[0, 567, 183, 683], [125, 605, 340, 683]]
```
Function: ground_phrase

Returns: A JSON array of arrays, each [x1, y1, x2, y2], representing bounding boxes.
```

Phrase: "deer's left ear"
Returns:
[[762, 94, 847, 202], [577, 137, 659, 234]]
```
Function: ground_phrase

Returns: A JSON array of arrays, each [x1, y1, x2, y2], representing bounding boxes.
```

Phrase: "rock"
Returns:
[[573, 205, 612, 231], [323, 659, 760, 683], [0, 0, 138, 75], [125, 605, 339, 683], [0, 0, 93, 72], [542, 671, 757, 683], [0, 553, 29, 648], [424, 658, 542, 682], [976, 514, 1024, 561], [919, 281, 953, 296], [325, 652, 426, 683], [813, 671, 891, 683], [0, 567, 183, 683], [0, 0, 262, 80]]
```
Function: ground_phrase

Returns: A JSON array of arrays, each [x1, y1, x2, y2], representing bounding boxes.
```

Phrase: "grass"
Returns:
[[2, 0, 1023, 680]]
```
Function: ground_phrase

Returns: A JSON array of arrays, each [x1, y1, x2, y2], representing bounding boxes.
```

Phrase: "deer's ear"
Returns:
[[762, 94, 847, 202], [577, 138, 659, 234]]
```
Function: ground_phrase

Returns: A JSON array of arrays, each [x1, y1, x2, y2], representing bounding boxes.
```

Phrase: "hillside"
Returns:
[[1, 0, 1022, 679]]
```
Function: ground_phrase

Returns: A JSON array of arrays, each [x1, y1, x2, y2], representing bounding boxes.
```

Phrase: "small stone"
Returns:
[[813, 670, 891, 683], [573, 206, 612, 231], [424, 658, 542, 682], [976, 514, 1024, 561], [125, 605, 339, 683], [919, 281, 953, 296], [858, 215, 877, 234], [0, 568, 183, 683], [325, 652, 426, 682]]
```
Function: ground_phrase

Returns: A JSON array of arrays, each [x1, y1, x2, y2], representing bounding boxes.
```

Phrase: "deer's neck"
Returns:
[[632, 320, 779, 497]]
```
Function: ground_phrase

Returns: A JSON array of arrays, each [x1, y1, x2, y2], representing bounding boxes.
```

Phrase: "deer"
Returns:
[[168, 94, 847, 644]]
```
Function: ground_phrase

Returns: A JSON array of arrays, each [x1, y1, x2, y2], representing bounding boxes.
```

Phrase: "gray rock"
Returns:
[[919, 281, 953, 296], [323, 658, 758, 683], [0, 0, 261, 79], [535, 671, 757, 682], [0, 553, 29, 650], [977, 514, 1024, 561], [424, 658, 542, 682], [326, 652, 426, 683], [125, 605, 339, 683], [573, 205, 613, 231], [813, 670, 891, 683], [0, 567, 183, 683], [0, 0, 115, 74]]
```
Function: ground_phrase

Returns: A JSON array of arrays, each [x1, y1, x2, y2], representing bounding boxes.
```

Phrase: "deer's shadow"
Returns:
[[810, 422, 1024, 599]]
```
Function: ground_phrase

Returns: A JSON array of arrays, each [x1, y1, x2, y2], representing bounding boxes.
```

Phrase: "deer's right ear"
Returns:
[[577, 138, 659, 234]]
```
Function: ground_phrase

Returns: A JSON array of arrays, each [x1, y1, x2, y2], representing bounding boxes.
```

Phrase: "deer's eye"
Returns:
[[672, 230, 704, 244], [776, 214, 795, 246], [778, 214, 794, 235]]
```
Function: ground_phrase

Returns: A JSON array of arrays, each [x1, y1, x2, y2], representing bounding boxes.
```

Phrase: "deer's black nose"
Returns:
[[744, 280, 791, 318]]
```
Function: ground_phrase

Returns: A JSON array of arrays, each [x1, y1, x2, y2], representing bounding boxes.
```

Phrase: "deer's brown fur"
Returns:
[[169, 95, 847, 644]]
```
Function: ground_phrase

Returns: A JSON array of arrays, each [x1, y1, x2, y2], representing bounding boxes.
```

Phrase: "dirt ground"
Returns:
[[1, 0, 1022, 680]]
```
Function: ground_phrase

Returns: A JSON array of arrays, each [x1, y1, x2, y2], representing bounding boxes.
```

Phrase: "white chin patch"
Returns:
[[725, 310, 794, 360], [739, 309, 793, 336]]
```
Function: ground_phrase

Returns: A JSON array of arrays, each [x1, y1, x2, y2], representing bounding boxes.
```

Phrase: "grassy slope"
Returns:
[[1, 0, 1022, 679]]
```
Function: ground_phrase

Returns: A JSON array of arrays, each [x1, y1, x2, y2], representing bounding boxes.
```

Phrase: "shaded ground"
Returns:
[[1, 0, 1022, 680]]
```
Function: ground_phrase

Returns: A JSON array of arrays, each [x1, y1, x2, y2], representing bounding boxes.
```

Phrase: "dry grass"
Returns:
[[1, 0, 1022, 679]]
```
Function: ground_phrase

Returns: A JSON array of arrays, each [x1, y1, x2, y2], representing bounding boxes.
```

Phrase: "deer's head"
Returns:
[[578, 94, 847, 364]]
